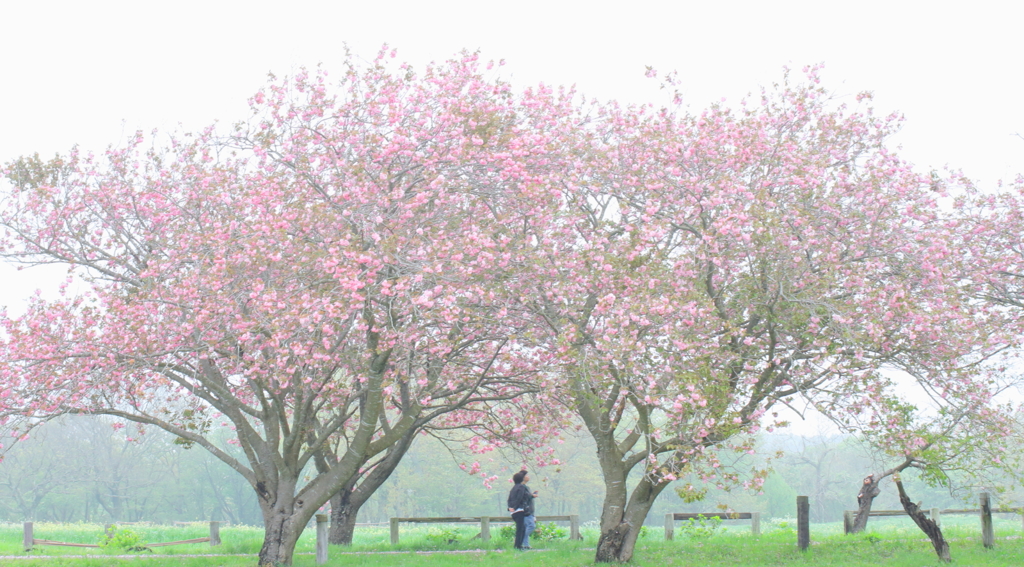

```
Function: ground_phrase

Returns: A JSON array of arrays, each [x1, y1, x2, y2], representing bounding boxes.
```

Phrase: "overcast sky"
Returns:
[[3, 0, 1021, 178], [1, 0, 1021, 319]]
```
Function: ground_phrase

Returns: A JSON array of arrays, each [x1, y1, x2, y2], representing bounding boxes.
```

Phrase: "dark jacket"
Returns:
[[507, 483, 534, 516]]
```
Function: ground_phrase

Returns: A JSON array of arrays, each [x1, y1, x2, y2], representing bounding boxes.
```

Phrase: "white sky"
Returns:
[[0, 1, 1021, 434], [2, 0, 1020, 181]]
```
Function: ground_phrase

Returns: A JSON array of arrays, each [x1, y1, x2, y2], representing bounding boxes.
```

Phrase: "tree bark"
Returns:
[[850, 458, 917, 534], [258, 510, 303, 567], [328, 487, 360, 545], [850, 474, 881, 533], [254, 473, 317, 567], [594, 476, 666, 563], [895, 476, 950, 563], [323, 428, 416, 545]]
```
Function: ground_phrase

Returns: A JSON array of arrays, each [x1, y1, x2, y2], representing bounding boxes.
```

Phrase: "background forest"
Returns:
[[0, 416, 999, 526]]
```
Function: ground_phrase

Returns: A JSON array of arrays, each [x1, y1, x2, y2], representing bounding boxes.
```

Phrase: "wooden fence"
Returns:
[[664, 512, 761, 540], [23, 521, 222, 552], [842, 493, 1021, 548], [388, 514, 581, 544]]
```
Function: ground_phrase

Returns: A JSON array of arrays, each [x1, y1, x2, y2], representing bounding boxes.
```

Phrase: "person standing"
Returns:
[[507, 469, 538, 550]]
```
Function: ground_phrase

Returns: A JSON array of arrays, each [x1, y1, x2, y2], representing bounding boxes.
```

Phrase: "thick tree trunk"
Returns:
[[895, 477, 950, 563], [328, 488, 360, 545], [254, 475, 316, 567], [322, 427, 416, 545], [850, 474, 881, 533], [594, 477, 666, 563], [850, 458, 917, 534], [258, 511, 303, 567], [566, 361, 670, 563]]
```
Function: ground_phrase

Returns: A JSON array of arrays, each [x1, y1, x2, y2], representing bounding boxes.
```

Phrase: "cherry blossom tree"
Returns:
[[843, 375, 1020, 564], [847, 400, 1017, 533], [0, 51, 566, 566], [517, 68, 1008, 563], [812, 166, 1024, 561]]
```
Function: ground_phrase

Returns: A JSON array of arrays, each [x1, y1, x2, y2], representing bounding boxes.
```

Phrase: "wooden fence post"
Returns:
[[664, 513, 674, 541], [980, 492, 994, 549], [480, 517, 490, 542], [843, 511, 853, 534], [390, 517, 400, 545], [570, 514, 580, 540], [23, 522, 33, 552], [315, 514, 328, 565], [209, 521, 221, 546], [930, 508, 941, 528], [797, 496, 810, 551], [751, 512, 761, 536]]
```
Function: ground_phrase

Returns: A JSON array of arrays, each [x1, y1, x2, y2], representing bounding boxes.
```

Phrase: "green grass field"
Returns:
[[3, 514, 1023, 566]]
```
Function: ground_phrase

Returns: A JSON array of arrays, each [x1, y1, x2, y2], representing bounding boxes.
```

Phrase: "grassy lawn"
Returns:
[[2, 515, 1022, 566]]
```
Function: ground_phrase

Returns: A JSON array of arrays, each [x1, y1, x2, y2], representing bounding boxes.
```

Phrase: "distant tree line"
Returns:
[[0, 416, 984, 526]]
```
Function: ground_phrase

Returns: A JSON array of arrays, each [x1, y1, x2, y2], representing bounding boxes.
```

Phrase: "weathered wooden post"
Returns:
[[980, 492, 994, 549], [315, 514, 328, 565], [930, 508, 941, 528], [480, 516, 491, 542], [23, 522, 33, 552], [797, 496, 810, 551], [209, 521, 221, 546], [843, 510, 853, 534], [569, 515, 581, 540], [751, 512, 761, 536], [390, 517, 400, 545], [664, 513, 674, 541]]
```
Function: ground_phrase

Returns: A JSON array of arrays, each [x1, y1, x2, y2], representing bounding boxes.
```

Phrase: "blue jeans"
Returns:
[[523, 514, 536, 548]]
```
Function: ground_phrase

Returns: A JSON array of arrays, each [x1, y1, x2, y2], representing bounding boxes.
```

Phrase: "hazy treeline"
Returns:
[[0, 416, 990, 525], [0, 416, 261, 524]]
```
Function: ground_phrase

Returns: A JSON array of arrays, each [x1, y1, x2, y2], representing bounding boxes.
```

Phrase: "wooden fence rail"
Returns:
[[842, 493, 1022, 537], [664, 512, 761, 540], [388, 515, 581, 544], [23, 521, 222, 552]]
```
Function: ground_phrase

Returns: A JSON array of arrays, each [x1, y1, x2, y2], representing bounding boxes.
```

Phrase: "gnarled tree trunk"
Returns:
[[594, 476, 667, 563], [328, 488, 360, 546], [895, 476, 950, 562], [850, 474, 881, 533], [320, 428, 416, 545], [850, 457, 915, 533], [254, 475, 317, 566], [258, 511, 303, 567]]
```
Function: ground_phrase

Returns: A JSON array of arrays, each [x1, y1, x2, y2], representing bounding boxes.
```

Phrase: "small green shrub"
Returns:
[[767, 517, 796, 535], [678, 514, 723, 539], [498, 524, 516, 540], [497, 521, 566, 541], [98, 525, 149, 552], [532, 522, 566, 541], [424, 526, 461, 546]]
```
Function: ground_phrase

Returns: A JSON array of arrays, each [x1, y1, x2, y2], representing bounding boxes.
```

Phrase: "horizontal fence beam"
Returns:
[[32, 539, 101, 548], [846, 508, 1024, 517], [672, 512, 754, 520], [665, 512, 761, 540], [24, 520, 222, 551], [389, 515, 580, 544], [391, 515, 574, 523], [148, 537, 211, 547], [844, 496, 1022, 536]]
